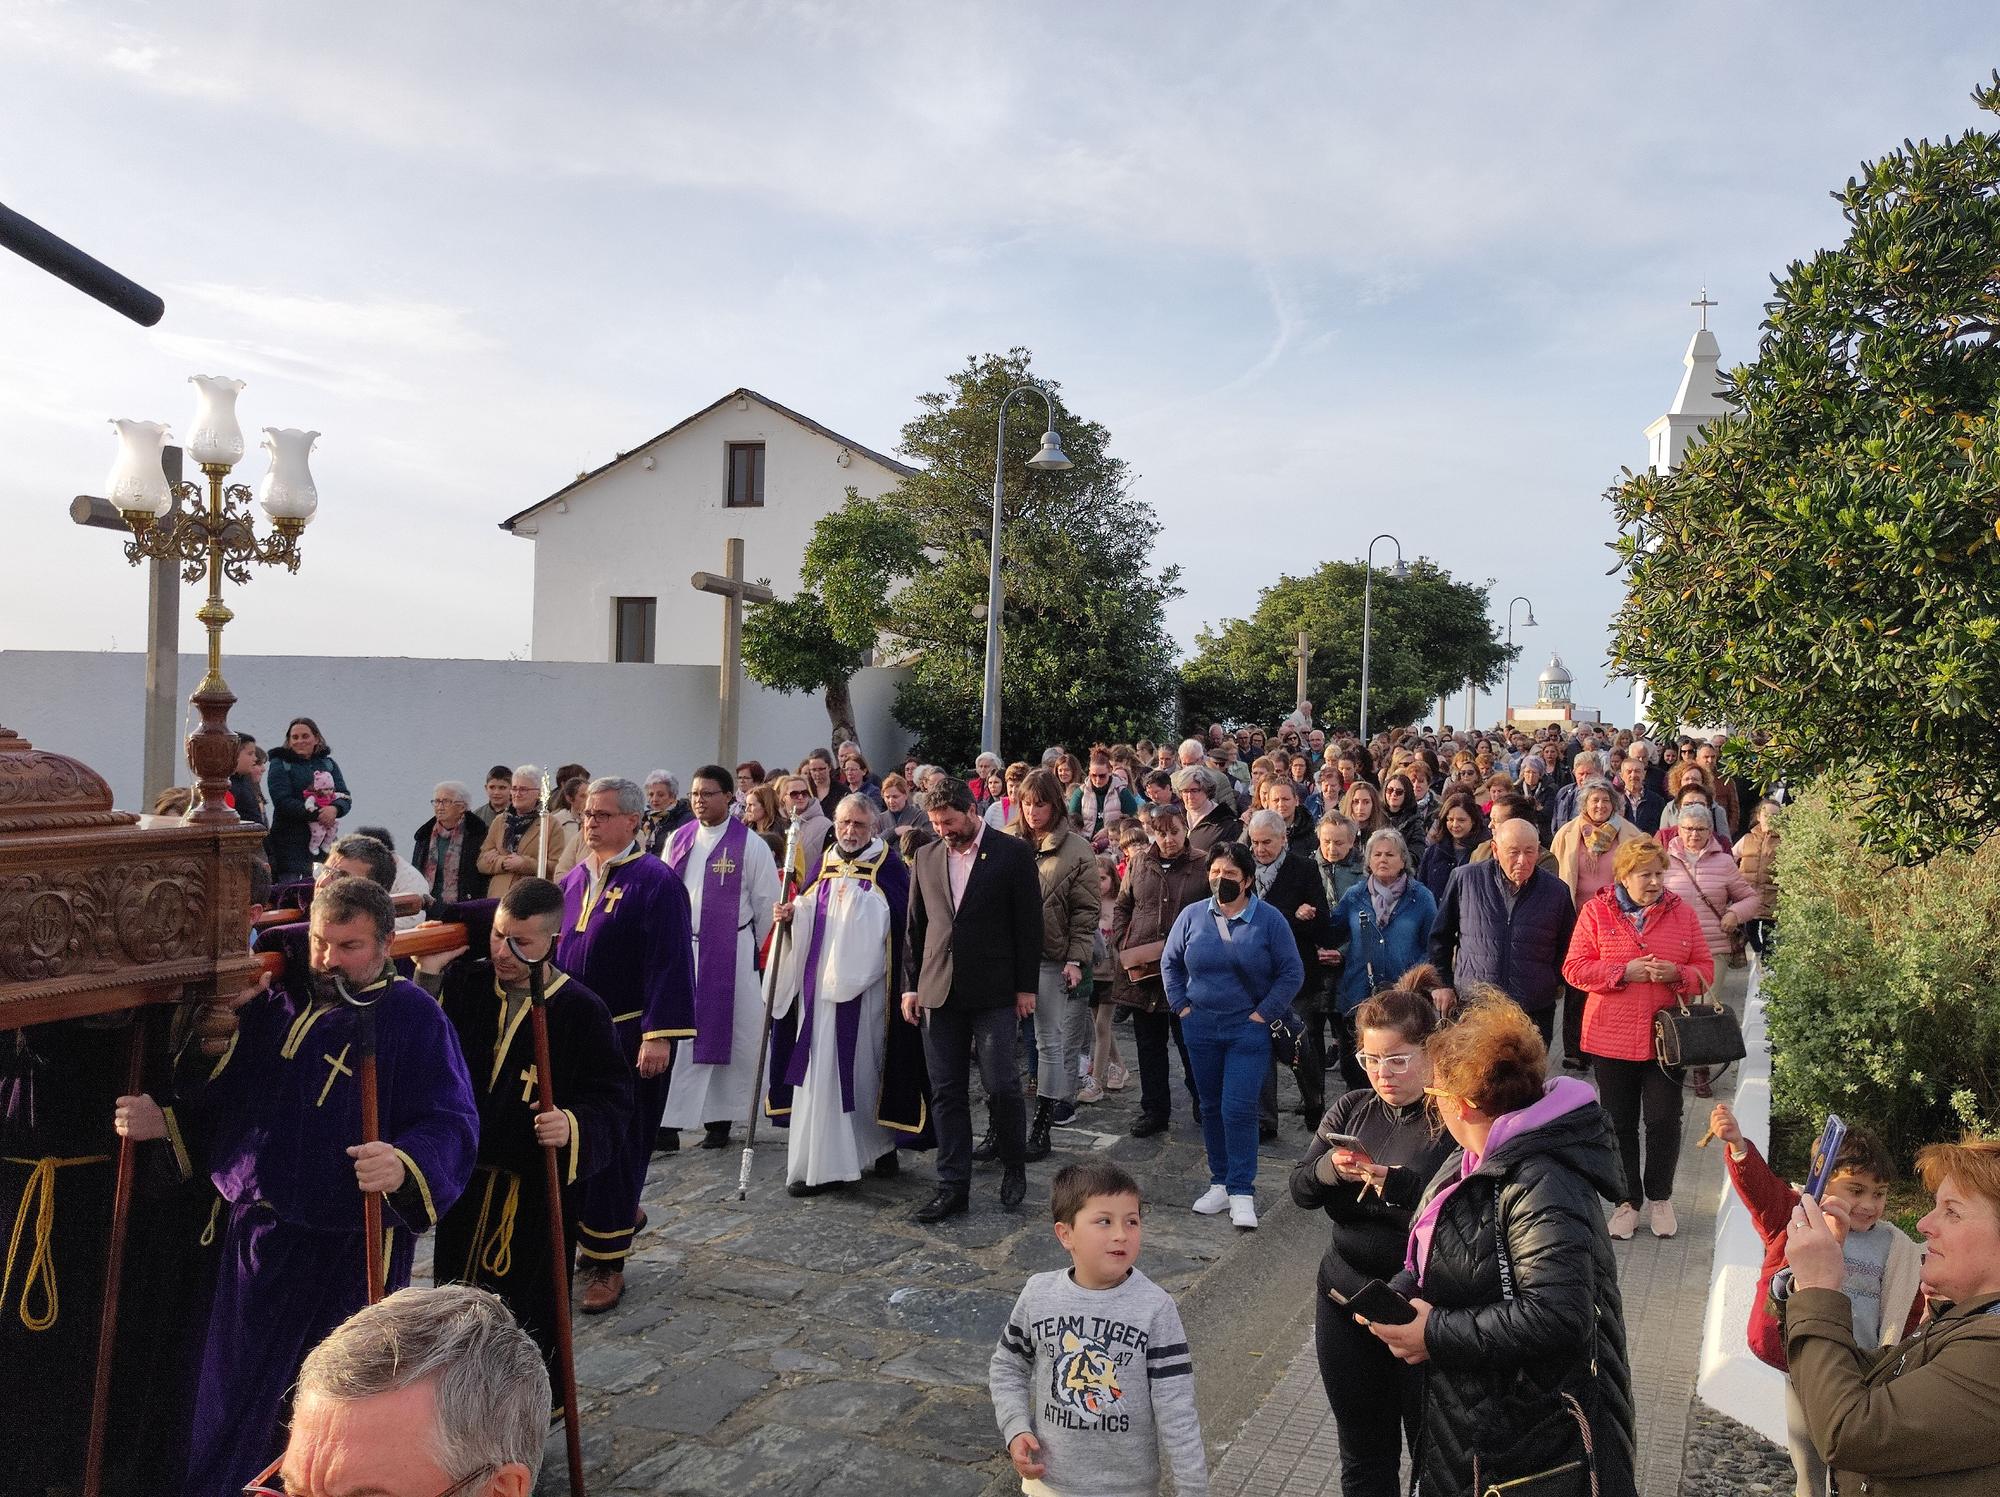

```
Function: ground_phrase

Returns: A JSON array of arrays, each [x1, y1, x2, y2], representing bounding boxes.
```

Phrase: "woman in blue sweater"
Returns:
[[1327, 829, 1438, 1089], [1162, 842, 1305, 1230]]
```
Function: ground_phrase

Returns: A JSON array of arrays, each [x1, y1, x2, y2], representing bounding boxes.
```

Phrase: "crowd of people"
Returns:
[[23, 708, 1995, 1495]]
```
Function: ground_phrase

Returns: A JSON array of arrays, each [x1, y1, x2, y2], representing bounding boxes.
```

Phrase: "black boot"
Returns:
[[1129, 1114, 1169, 1139], [1024, 1100, 1054, 1163], [701, 1122, 732, 1149], [970, 1122, 1001, 1163], [914, 1185, 969, 1223], [873, 1149, 901, 1178], [655, 1127, 680, 1154], [1000, 1162, 1027, 1209]]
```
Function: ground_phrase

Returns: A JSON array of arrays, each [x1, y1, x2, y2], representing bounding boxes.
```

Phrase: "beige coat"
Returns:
[[476, 813, 570, 898]]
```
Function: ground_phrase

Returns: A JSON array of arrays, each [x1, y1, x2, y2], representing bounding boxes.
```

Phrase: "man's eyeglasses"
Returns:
[[687, 788, 731, 799], [1356, 1052, 1417, 1074], [580, 809, 632, 822], [246, 1459, 494, 1496]]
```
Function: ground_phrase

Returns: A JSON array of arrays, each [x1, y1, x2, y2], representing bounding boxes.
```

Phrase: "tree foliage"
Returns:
[[1177, 560, 1512, 733], [880, 350, 1183, 766], [1607, 73, 2000, 859], [1762, 788, 2000, 1162], [741, 490, 924, 748]]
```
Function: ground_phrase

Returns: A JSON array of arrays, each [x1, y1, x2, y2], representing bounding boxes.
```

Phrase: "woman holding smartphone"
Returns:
[[1289, 977, 1456, 1497]]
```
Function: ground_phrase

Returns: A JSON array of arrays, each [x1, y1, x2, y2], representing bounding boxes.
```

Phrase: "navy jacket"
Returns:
[[1329, 879, 1437, 1015], [1428, 860, 1578, 1011], [265, 746, 351, 882]]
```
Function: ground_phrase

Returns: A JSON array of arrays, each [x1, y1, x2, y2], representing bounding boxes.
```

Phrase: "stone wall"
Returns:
[[0, 650, 911, 844]]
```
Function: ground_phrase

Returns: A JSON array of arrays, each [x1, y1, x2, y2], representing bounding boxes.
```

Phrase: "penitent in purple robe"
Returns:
[[177, 971, 478, 1497], [558, 844, 694, 1270]]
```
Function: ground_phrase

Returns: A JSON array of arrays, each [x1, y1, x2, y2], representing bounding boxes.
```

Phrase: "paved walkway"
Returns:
[[1211, 971, 1745, 1497]]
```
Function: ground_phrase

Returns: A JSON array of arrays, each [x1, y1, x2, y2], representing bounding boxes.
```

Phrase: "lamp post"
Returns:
[[1358, 533, 1405, 742], [1504, 594, 1537, 728], [979, 383, 1071, 758], [105, 375, 318, 823]]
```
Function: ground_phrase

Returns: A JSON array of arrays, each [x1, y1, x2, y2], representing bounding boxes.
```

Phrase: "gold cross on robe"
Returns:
[[318, 1044, 353, 1108], [709, 850, 737, 878], [519, 1064, 539, 1104], [601, 885, 627, 914]]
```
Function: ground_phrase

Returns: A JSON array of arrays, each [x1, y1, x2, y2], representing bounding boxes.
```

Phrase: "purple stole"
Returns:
[[666, 817, 751, 1065], [782, 852, 886, 1113]]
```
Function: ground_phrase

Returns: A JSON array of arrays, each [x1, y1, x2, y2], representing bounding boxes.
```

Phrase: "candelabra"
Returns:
[[105, 375, 319, 825]]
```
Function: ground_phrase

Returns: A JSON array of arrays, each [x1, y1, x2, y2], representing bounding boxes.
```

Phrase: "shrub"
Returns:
[[1762, 787, 2000, 1165]]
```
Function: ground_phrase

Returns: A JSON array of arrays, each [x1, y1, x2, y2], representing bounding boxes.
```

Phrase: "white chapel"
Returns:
[[501, 388, 914, 665]]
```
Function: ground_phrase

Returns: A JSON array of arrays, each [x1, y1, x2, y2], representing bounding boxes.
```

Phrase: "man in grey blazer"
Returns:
[[899, 777, 1042, 1222]]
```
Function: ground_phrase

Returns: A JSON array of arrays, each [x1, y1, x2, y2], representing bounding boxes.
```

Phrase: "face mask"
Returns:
[[1214, 877, 1243, 903]]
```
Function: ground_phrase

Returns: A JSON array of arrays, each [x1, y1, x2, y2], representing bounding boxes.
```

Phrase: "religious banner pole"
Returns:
[[336, 974, 387, 1304], [536, 771, 554, 881], [737, 819, 800, 1199], [81, 1013, 148, 1497], [513, 939, 587, 1497]]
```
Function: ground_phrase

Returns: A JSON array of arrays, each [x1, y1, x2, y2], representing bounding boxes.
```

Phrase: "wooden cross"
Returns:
[[690, 537, 774, 770], [1692, 286, 1718, 330], [318, 1044, 353, 1108], [519, 1065, 539, 1104]]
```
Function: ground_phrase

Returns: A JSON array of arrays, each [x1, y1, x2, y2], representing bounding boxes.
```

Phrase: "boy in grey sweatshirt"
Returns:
[[989, 1161, 1209, 1497]]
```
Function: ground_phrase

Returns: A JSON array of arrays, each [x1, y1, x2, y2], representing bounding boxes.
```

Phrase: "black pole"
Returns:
[[0, 200, 165, 326]]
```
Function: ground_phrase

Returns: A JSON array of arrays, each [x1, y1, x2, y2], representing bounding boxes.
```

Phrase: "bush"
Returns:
[[1762, 787, 2000, 1167]]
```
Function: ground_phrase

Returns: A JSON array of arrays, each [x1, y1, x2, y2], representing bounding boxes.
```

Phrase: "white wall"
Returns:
[[1695, 966, 1789, 1446], [517, 397, 907, 665], [0, 650, 911, 846]]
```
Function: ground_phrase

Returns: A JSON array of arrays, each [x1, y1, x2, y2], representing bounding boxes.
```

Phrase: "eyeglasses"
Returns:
[[245, 1460, 494, 1496], [687, 788, 731, 799], [786, 790, 813, 800], [580, 809, 633, 822], [1356, 1052, 1418, 1074]]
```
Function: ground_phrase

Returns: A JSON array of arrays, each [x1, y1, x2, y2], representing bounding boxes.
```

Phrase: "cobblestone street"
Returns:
[[536, 1050, 1323, 1496]]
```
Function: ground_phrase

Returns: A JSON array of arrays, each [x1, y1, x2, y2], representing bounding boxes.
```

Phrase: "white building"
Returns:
[[1509, 654, 1601, 730], [1633, 299, 1731, 725], [502, 388, 915, 665]]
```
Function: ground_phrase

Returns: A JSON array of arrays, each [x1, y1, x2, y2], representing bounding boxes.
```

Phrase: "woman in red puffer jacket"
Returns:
[[1562, 836, 1714, 1241]]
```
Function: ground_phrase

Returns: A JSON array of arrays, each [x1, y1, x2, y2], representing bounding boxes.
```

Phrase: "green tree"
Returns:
[[1606, 73, 2000, 859], [741, 491, 924, 748], [881, 350, 1183, 767], [1178, 560, 1511, 733]]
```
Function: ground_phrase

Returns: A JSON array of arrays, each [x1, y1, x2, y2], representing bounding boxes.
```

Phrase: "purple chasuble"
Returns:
[[782, 871, 871, 1112], [666, 816, 751, 1065]]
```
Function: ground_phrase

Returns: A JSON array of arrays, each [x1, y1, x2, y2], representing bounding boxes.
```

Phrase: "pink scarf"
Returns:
[[1404, 1076, 1599, 1286]]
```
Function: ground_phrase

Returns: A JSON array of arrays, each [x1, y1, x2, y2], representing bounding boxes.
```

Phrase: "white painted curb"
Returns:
[[1694, 962, 1789, 1445]]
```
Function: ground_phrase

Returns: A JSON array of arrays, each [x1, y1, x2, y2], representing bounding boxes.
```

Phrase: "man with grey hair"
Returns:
[[1552, 750, 1605, 828], [255, 1285, 548, 1495], [641, 767, 691, 856], [414, 780, 488, 903], [559, 775, 696, 1313]]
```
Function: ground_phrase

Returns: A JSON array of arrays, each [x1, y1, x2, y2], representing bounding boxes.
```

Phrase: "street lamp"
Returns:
[[980, 383, 1071, 757], [1504, 595, 1537, 727], [1358, 533, 1406, 742], [106, 375, 318, 823]]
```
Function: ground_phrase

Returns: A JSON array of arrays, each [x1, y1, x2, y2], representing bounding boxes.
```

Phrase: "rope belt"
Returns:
[[467, 1164, 522, 1280], [1, 1155, 113, 1331]]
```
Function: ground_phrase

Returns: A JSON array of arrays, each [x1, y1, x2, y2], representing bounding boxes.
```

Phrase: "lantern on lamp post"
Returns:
[[108, 376, 318, 824]]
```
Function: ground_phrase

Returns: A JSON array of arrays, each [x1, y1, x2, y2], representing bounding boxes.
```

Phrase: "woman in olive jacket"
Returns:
[[1111, 805, 1210, 1137], [1364, 995, 1637, 1497], [1014, 768, 1101, 1159]]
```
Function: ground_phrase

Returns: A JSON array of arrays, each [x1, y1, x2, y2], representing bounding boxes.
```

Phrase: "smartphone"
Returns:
[[1328, 1279, 1418, 1325], [1802, 1114, 1848, 1201], [1319, 1130, 1364, 1149]]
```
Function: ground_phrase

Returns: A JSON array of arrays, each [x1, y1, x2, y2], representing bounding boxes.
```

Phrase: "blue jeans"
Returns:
[[1180, 1008, 1268, 1194]]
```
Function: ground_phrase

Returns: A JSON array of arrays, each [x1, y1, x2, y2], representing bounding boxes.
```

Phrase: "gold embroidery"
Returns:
[[519, 1065, 539, 1104], [317, 1045, 354, 1108]]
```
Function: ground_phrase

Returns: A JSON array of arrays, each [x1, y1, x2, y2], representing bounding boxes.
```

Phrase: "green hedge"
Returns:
[[1762, 789, 2000, 1164]]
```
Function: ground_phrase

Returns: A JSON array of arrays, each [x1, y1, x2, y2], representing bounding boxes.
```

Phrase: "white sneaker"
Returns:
[[1192, 1184, 1230, 1214], [1649, 1201, 1678, 1238], [1608, 1203, 1640, 1240], [1229, 1194, 1258, 1230]]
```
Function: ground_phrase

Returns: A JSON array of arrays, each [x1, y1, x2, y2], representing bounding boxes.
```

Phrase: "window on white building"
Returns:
[[726, 442, 765, 507], [613, 596, 656, 662]]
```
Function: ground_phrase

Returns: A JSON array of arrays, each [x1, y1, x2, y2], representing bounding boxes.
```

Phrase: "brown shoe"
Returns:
[[579, 1269, 625, 1314]]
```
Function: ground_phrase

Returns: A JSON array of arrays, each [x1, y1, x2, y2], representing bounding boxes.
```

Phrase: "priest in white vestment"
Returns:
[[659, 764, 779, 1147]]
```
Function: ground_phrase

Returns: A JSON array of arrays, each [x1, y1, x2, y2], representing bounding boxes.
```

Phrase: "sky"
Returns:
[[3, 1, 1995, 721]]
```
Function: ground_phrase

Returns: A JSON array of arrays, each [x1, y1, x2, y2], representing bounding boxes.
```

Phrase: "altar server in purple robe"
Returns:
[[767, 794, 931, 1194], [121, 876, 478, 1497], [658, 764, 779, 1150], [420, 878, 631, 1389], [560, 777, 694, 1315]]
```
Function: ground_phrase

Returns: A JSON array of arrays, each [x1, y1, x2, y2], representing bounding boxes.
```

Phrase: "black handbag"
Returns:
[[1652, 990, 1746, 1071]]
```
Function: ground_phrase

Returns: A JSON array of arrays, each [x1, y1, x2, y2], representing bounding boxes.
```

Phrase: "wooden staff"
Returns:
[[81, 1013, 148, 1497], [341, 980, 386, 1305], [252, 891, 425, 931], [738, 821, 802, 1199], [518, 944, 587, 1496]]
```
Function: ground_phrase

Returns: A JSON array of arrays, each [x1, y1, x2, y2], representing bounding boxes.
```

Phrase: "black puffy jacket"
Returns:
[[1395, 1098, 1637, 1497]]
